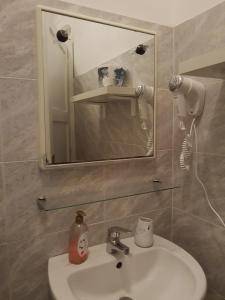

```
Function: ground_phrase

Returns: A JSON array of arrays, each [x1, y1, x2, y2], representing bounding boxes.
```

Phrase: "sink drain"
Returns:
[[119, 297, 133, 300]]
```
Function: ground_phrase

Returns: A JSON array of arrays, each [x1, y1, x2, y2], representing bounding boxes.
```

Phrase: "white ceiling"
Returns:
[[63, 0, 225, 27]]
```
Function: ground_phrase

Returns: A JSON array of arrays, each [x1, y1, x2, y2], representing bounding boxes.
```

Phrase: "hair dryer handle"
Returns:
[[174, 93, 186, 130]]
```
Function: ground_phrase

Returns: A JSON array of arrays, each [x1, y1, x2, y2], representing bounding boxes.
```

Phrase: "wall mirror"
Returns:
[[37, 6, 156, 167]]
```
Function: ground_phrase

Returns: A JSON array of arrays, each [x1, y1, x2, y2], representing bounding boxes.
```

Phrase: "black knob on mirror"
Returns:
[[56, 29, 69, 43], [135, 44, 147, 55]]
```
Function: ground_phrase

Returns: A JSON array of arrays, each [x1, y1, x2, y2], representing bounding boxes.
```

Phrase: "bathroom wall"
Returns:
[[60, 0, 174, 26], [173, 2, 225, 299], [0, 1, 173, 300], [74, 38, 154, 161], [64, 0, 225, 26], [171, 0, 225, 26]]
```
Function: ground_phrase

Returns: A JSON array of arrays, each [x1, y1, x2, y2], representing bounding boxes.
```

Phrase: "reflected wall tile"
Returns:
[[105, 208, 171, 240], [104, 189, 172, 221], [0, 78, 38, 162], [103, 150, 172, 199], [0, 244, 10, 300], [157, 89, 173, 150], [172, 209, 225, 297]]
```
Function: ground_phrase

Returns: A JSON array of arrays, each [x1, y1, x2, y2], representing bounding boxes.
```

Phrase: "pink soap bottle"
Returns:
[[69, 210, 88, 265]]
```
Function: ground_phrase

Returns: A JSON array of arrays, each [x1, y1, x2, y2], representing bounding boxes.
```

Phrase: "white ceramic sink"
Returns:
[[48, 235, 207, 300]]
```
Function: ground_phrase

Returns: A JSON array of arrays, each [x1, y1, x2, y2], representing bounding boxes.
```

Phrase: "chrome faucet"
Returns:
[[106, 226, 131, 255]]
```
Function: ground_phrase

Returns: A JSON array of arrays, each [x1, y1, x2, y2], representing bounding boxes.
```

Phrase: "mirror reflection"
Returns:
[[41, 11, 155, 165]]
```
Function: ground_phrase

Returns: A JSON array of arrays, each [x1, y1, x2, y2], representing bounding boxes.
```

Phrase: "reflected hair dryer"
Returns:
[[169, 75, 205, 130]]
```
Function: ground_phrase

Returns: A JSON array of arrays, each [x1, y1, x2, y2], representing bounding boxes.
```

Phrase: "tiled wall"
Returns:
[[172, 2, 225, 299], [0, 1, 173, 299]]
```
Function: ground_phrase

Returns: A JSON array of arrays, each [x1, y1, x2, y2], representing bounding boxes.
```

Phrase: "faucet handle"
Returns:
[[108, 226, 132, 239]]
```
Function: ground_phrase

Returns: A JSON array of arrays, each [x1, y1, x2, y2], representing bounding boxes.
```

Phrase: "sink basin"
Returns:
[[48, 235, 207, 300]]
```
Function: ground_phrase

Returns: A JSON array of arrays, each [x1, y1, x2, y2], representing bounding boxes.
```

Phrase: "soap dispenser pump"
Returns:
[[69, 210, 88, 264]]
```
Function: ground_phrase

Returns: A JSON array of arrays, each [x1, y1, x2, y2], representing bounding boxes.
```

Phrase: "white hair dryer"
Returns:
[[169, 75, 205, 130], [169, 75, 205, 171], [169, 76, 225, 228]]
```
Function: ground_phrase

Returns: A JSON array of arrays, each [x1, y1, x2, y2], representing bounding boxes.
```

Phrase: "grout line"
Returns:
[[174, 207, 225, 230], [170, 191, 174, 242], [2, 150, 225, 165], [0, 76, 36, 81], [1, 159, 38, 165], [88, 220, 106, 226], [195, 151, 225, 158], [157, 87, 169, 92], [157, 148, 173, 152], [0, 149, 175, 164], [0, 164, 12, 300]]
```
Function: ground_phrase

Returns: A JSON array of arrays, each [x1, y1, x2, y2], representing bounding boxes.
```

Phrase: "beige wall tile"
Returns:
[[0, 1, 174, 300], [0, 78, 38, 162], [172, 209, 225, 297], [104, 189, 172, 220], [0, 244, 10, 300]]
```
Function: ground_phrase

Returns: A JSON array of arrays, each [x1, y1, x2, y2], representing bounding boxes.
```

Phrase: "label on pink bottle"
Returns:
[[77, 233, 88, 257]]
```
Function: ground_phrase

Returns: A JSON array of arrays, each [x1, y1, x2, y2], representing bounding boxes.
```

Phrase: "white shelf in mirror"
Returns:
[[71, 86, 136, 104], [179, 47, 225, 79]]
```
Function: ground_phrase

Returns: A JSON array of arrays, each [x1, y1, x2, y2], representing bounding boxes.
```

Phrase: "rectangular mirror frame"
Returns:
[[36, 5, 157, 169]]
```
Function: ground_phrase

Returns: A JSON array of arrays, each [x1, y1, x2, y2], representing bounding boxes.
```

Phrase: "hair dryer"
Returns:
[[169, 75, 206, 170], [168, 76, 225, 227], [169, 75, 205, 130]]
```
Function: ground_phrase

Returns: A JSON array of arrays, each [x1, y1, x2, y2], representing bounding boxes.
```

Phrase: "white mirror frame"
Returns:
[[36, 5, 157, 169]]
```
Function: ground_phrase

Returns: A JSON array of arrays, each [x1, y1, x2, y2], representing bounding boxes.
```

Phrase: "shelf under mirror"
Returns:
[[71, 86, 137, 104], [37, 182, 179, 212]]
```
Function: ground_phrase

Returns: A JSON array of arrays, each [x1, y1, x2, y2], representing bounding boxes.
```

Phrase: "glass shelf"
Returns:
[[37, 182, 179, 212]]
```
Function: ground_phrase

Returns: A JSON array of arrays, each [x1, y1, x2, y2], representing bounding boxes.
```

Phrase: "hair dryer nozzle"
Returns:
[[169, 75, 183, 91]]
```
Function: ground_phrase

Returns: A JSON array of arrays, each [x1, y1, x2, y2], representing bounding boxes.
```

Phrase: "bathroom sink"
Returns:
[[48, 235, 207, 300]]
